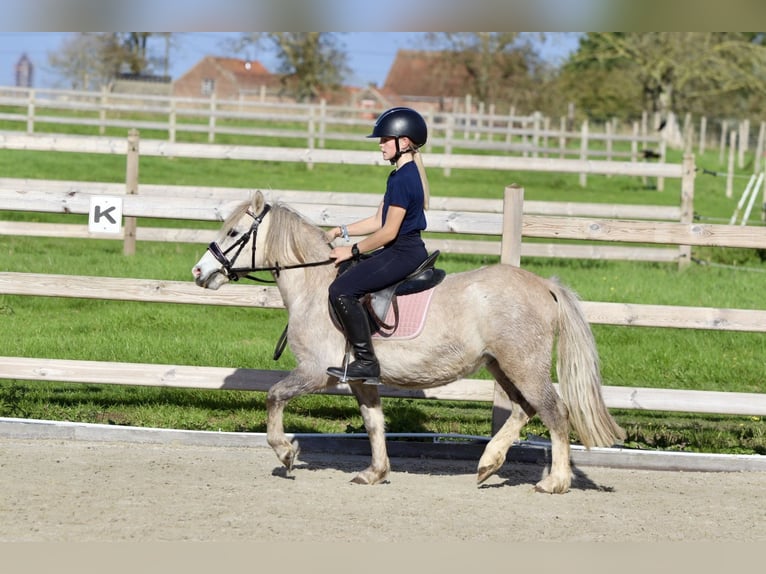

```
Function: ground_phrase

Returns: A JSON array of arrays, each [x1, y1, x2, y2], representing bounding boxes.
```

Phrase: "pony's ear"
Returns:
[[252, 190, 265, 214]]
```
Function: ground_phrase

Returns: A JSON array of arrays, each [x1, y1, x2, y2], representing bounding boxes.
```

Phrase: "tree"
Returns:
[[425, 32, 541, 107], [236, 33, 349, 102], [48, 33, 170, 89], [567, 33, 766, 119]]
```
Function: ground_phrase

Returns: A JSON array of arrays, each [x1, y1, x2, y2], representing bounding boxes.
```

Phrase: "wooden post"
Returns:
[[318, 99, 327, 149], [579, 120, 589, 187], [738, 119, 750, 169], [605, 119, 613, 170], [727, 130, 737, 198], [532, 111, 541, 158], [306, 104, 315, 171], [754, 121, 765, 175], [168, 97, 176, 143], [492, 185, 524, 435], [631, 121, 639, 163], [208, 93, 216, 143], [99, 86, 108, 136], [443, 114, 454, 178], [559, 116, 566, 158], [719, 120, 728, 165], [123, 129, 139, 256], [657, 139, 667, 192], [499, 185, 524, 267], [678, 154, 695, 269], [26, 88, 35, 135], [698, 116, 707, 155]]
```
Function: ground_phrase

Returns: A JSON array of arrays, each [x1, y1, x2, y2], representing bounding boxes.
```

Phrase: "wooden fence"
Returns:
[[0, 86, 666, 181], [1, 132, 766, 428]]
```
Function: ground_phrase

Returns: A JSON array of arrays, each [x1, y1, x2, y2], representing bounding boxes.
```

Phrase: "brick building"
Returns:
[[172, 56, 281, 101]]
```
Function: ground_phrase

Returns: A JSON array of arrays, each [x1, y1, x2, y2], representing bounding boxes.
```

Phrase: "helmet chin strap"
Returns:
[[389, 137, 413, 165]]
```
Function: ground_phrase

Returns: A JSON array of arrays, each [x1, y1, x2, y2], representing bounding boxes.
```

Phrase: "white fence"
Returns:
[[1, 132, 766, 428], [0, 86, 666, 179]]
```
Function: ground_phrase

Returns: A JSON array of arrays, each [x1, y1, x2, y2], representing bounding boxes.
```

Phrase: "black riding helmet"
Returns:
[[367, 107, 427, 163]]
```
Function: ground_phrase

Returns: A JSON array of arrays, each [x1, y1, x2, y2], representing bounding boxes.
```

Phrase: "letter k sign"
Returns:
[[89, 196, 123, 234]]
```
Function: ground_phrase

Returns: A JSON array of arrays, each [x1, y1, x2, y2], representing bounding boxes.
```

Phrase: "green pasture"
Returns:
[[0, 128, 764, 455]]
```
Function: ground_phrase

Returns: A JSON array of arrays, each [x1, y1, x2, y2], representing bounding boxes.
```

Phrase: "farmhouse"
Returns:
[[172, 56, 281, 101]]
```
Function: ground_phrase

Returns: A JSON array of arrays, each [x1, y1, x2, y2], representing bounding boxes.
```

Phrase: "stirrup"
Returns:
[[330, 342, 382, 386]]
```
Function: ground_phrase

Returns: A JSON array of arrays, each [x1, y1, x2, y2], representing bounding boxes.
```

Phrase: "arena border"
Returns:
[[1, 417, 764, 473]]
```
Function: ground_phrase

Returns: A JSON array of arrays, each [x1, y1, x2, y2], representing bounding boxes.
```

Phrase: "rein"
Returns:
[[207, 203, 335, 284]]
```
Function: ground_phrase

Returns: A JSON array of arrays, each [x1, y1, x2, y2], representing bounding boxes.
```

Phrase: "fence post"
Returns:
[[26, 89, 35, 135], [208, 93, 216, 143], [738, 119, 749, 169], [754, 121, 765, 175], [99, 86, 108, 136], [443, 114, 454, 178], [579, 119, 589, 187], [678, 154, 695, 269], [727, 130, 737, 198], [319, 99, 327, 149], [492, 184, 524, 435], [169, 97, 176, 143], [123, 129, 139, 256], [719, 120, 728, 165], [698, 116, 707, 155]]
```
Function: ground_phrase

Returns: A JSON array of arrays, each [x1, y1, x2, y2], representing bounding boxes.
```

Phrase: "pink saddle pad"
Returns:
[[372, 288, 436, 340]]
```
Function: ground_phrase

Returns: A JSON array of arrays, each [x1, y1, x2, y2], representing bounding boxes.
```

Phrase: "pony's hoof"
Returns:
[[534, 475, 570, 494], [276, 441, 300, 472], [476, 453, 504, 484], [350, 467, 388, 485], [476, 465, 498, 485]]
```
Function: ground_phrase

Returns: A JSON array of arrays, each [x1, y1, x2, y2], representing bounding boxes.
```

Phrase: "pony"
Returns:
[[191, 191, 625, 493]]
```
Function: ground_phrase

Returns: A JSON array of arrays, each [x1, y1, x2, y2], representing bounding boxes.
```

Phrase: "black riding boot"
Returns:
[[327, 295, 381, 385]]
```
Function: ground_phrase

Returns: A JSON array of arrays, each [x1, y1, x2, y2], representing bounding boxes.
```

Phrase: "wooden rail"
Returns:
[[1, 134, 764, 423]]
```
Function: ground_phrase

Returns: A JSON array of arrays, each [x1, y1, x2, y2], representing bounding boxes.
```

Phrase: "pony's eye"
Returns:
[[227, 229, 240, 238]]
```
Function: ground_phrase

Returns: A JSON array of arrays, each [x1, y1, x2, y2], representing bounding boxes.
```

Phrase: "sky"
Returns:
[[0, 32, 581, 91]]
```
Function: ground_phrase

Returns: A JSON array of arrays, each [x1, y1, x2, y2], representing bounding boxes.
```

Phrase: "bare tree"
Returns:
[[48, 33, 171, 89]]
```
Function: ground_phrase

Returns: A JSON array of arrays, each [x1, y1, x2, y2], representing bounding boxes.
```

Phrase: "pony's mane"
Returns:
[[264, 201, 329, 265]]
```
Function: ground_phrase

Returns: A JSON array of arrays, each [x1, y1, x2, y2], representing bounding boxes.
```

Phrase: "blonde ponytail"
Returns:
[[413, 150, 430, 210]]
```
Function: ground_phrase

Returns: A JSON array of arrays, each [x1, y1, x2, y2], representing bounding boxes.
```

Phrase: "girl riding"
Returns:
[[324, 106, 431, 385]]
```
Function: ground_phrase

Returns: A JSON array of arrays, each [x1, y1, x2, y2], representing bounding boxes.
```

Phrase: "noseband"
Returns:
[[207, 203, 333, 283]]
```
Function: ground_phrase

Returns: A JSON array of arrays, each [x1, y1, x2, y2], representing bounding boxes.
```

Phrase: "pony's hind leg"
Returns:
[[477, 360, 534, 485], [348, 382, 390, 485], [528, 384, 573, 494], [484, 359, 573, 494]]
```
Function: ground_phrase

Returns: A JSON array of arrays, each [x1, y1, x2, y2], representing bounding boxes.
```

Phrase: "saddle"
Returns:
[[333, 250, 445, 334]]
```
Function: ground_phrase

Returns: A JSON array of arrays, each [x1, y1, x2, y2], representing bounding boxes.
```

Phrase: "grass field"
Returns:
[[0, 126, 764, 454]]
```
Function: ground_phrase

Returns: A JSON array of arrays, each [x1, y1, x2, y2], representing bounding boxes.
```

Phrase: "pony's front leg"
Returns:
[[266, 370, 321, 472], [349, 382, 390, 485]]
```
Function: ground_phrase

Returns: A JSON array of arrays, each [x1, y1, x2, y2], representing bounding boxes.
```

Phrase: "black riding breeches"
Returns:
[[328, 234, 428, 301]]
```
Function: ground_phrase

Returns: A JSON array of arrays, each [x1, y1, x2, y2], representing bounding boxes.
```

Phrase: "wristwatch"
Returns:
[[351, 243, 360, 260]]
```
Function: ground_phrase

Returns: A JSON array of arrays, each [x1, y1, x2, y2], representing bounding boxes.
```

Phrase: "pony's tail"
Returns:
[[551, 280, 626, 448]]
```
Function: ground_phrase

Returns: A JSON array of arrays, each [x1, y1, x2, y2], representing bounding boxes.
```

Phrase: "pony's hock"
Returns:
[[193, 191, 625, 494]]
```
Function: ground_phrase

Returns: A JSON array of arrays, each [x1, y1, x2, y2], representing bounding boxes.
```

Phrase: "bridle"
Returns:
[[206, 203, 334, 284]]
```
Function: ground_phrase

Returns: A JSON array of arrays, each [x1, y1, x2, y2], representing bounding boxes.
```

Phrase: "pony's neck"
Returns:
[[274, 262, 335, 315]]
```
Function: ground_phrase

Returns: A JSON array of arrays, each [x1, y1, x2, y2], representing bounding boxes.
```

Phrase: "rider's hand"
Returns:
[[329, 245, 353, 265]]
